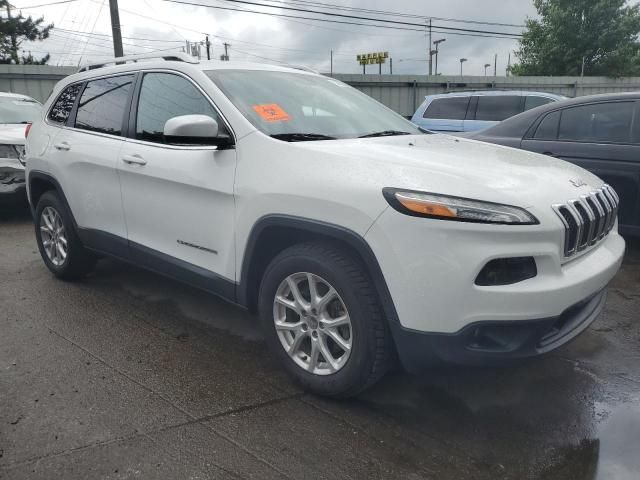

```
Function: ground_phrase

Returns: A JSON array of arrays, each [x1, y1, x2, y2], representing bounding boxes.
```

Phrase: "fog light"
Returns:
[[475, 257, 537, 286]]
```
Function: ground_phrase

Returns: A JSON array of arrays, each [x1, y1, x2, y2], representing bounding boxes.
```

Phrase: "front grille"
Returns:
[[553, 184, 619, 258]]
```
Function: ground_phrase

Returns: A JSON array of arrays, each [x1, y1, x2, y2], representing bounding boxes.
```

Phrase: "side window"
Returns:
[[48, 83, 82, 124], [423, 97, 469, 120], [474, 96, 522, 122], [525, 96, 554, 111], [75, 75, 134, 136], [558, 102, 634, 144], [534, 110, 561, 140], [136, 72, 222, 144]]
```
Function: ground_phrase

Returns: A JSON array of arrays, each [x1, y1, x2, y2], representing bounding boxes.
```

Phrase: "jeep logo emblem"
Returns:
[[569, 178, 588, 188]]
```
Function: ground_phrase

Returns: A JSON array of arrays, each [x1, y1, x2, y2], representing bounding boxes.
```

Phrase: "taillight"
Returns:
[[25, 122, 32, 138]]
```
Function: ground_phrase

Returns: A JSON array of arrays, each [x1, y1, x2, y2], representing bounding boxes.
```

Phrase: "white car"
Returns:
[[0, 92, 41, 207], [25, 53, 625, 397]]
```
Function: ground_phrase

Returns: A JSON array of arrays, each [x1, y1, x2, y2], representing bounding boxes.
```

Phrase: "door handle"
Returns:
[[54, 141, 70, 151], [121, 154, 147, 166]]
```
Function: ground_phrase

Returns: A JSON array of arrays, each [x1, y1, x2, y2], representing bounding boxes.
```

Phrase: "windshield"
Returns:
[[0, 96, 42, 124], [206, 69, 422, 139]]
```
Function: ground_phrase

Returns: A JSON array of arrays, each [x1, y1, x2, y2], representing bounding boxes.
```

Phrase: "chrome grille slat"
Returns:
[[553, 184, 619, 258]]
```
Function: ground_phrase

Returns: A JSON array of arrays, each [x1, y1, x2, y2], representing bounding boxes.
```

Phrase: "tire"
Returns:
[[258, 242, 393, 398], [34, 191, 96, 280]]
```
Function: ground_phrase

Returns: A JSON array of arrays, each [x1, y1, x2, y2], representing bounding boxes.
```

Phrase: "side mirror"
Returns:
[[163, 114, 232, 148]]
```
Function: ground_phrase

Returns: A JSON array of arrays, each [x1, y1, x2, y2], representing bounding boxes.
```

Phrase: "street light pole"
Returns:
[[459, 58, 467, 77], [484, 63, 491, 76], [433, 38, 445, 76]]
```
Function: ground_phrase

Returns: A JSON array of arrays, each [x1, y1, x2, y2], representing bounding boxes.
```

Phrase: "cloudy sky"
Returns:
[[14, 0, 537, 75]]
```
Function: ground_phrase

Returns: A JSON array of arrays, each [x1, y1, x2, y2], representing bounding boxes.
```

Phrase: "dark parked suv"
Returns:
[[469, 93, 640, 235]]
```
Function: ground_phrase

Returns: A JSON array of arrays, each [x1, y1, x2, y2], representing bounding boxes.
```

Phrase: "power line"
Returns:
[[53, 27, 185, 43], [260, 0, 525, 28], [163, 0, 522, 37], [154, 0, 521, 38], [15, 0, 79, 8]]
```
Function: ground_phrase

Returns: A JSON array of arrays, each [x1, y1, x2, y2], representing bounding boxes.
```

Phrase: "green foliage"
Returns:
[[0, 0, 52, 65], [511, 0, 640, 77]]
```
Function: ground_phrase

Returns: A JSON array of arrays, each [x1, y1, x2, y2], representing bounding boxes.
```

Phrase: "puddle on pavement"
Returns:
[[592, 401, 640, 480]]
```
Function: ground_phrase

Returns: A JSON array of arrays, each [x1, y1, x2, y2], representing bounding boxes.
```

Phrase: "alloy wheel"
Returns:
[[39, 206, 68, 267], [273, 272, 353, 375]]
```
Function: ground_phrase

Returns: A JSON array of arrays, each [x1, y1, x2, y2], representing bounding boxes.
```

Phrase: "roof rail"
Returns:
[[78, 52, 199, 73], [288, 64, 320, 74]]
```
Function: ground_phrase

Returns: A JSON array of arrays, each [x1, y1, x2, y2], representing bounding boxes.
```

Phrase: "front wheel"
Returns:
[[258, 242, 393, 398]]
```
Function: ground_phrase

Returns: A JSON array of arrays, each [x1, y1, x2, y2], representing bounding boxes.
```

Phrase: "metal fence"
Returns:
[[332, 74, 640, 117], [2, 65, 640, 118]]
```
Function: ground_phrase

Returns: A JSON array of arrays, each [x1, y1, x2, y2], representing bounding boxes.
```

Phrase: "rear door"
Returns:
[[45, 75, 133, 245], [417, 96, 469, 132], [521, 100, 640, 230], [464, 95, 523, 132]]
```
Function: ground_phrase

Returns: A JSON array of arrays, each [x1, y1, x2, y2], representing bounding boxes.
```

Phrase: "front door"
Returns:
[[117, 71, 237, 285]]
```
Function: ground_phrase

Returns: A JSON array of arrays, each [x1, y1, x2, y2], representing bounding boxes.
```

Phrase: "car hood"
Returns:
[[295, 133, 604, 210], [0, 124, 27, 145]]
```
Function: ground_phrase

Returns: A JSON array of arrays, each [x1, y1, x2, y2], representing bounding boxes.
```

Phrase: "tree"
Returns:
[[0, 0, 52, 65], [511, 0, 640, 77]]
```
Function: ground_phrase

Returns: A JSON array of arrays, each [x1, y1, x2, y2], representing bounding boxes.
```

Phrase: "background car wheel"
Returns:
[[35, 191, 96, 280], [258, 242, 393, 398]]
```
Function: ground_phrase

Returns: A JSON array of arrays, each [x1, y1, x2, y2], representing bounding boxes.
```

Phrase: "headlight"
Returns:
[[383, 188, 538, 225], [0, 144, 25, 165]]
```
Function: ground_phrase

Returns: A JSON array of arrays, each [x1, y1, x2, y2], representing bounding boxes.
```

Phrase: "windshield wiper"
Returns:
[[358, 130, 412, 138], [271, 133, 337, 142]]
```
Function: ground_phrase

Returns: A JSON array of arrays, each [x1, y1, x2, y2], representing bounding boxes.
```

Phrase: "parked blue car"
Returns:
[[411, 90, 566, 133]]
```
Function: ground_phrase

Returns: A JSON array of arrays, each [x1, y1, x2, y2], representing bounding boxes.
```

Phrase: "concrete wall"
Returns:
[[0, 65, 76, 103], [332, 74, 640, 117], [1, 65, 640, 116]]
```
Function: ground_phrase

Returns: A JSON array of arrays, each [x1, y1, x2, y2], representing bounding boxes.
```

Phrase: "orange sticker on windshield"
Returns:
[[253, 103, 291, 122]]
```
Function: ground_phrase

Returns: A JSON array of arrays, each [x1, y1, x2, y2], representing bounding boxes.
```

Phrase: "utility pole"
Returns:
[[427, 18, 432, 75], [5, 3, 18, 64], [223, 42, 230, 61], [330, 50, 333, 77], [205, 35, 211, 60], [389, 57, 393, 74], [108, 0, 124, 58], [507, 52, 511, 76], [433, 38, 445, 76], [493, 53, 497, 76]]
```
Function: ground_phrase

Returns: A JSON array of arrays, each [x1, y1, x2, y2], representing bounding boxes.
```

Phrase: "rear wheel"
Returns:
[[258, 242, 393, 397], [35, 191, 96, 280]]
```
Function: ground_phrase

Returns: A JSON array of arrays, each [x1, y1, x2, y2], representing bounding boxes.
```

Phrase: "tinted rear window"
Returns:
[[474, 96, 522, 121], [75, 75, 134, 136], [534, 110, 561, 139], [558, 102, 634, 143], [525, 96, 555, 111], [423, 97, 469, 120], [48, 84, 82, 124]]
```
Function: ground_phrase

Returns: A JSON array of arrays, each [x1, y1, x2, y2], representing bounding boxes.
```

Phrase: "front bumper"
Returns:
[[0, 167, 26, 206], [365, 207, 625, 369], [389, 289, 607, 370]]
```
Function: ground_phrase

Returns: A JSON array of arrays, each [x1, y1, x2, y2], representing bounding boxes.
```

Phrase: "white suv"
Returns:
[[26, 53, 625, 397]]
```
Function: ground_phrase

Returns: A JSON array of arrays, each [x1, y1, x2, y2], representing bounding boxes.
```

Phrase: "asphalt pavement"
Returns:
[[1, 208, 639, 480]]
